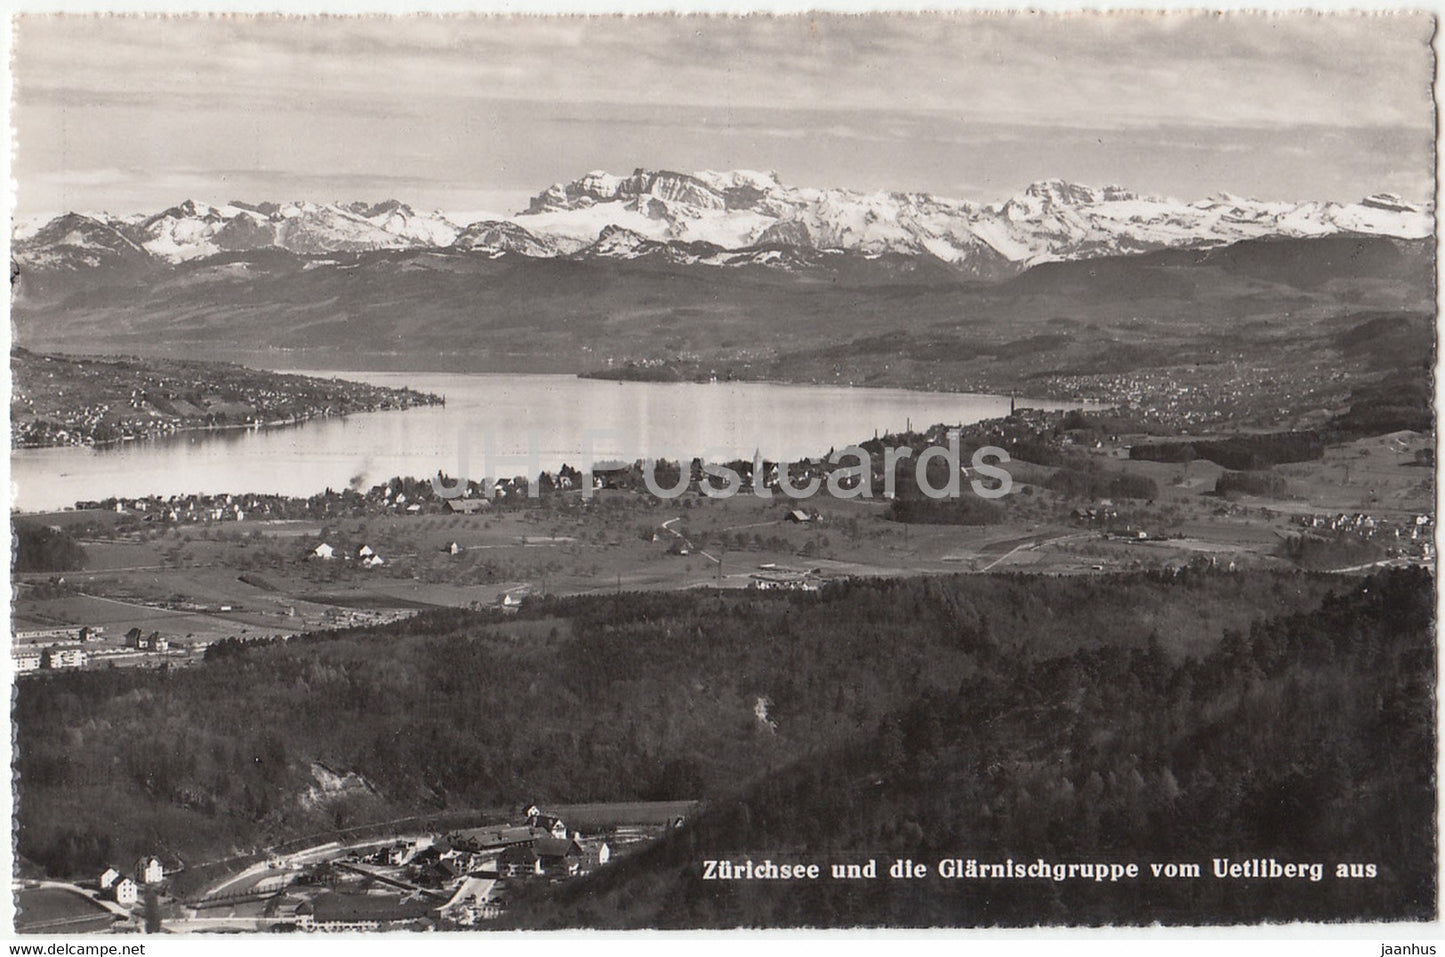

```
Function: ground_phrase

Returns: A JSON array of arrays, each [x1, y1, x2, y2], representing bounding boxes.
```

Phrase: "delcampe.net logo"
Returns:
[[430, 429, 1012, 501]]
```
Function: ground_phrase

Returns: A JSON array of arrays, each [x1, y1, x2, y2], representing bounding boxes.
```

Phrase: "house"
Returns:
[[385, 837, 433, 866], [13, 651, 41, 672], [444, 541, 463, 555], [99, 867, 122, 890], [441, 876, 499, 925], [135, 856, 164, 885], [357, 545, 375, 560], [363, 554, 386, 568], [525, 809, 569, 839], [111, 877, 139, 906], [445, 825, 537, 853], [580, 842, 612, 874], [42, 646, 85, 669], [499, 593, 523, 612], [499, 837, 583, 878], [294, 891, 437, 932], [447, 498, 488, 514], [125, 627, 144, 648], [786, 509, 812, 523], [311, 542, 335, 561], [419, 857, 462, 886]]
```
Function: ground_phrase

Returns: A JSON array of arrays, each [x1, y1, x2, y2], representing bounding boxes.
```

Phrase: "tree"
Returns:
[[143, 887, 163, 933]]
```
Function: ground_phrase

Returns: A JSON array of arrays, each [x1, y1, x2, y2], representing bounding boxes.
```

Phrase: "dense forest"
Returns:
[[13, 568, 1433, 927], [11, 520, 87, 573], [505, 567, 1436, 927]]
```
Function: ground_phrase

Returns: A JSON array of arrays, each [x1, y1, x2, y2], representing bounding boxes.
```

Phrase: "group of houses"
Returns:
[[308, 542, 386, 568], [13, 644, 87, 672], [98, 856, 165, 906], [442, 806, 611, 882], [1294, 511, 1436, 559]]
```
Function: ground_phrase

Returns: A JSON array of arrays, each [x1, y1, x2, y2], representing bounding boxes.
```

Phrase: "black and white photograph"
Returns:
[[4, 7, 1438, 946]]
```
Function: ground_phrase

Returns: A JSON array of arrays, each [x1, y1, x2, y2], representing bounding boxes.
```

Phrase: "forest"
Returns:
[[11, 520, 87, 573], [505, 566, 1435, 927], [12, 567, 1433, 927]]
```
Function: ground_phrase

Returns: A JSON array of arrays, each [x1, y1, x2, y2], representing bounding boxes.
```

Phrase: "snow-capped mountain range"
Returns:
[[13, 169, 1434, 280]]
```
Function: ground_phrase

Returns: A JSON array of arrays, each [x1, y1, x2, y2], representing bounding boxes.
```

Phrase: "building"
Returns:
[[441, 877, 499, 926], [135, 856, 164, 885], [14, 651, 41, 672], [295, 892, 438, 932], [580, 842, 612, 874], [445, 824, 538, 853], [42, 646, 85, 669], [498, 837, 583, 878], [99, 867, 122, 890], [111, 878, 139, 906], [524, 808, 569, 839], [446, 499, 489, 514], [311, 543, 335, 561], [137, 632, 168, 652]]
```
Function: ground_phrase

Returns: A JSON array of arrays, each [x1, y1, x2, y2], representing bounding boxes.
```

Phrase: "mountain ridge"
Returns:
[[13, 170, 1432, 282]]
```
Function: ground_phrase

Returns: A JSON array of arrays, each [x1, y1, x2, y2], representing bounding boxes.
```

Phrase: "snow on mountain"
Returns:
[[12, 213, 152, 270], [345, 200, 460, 248], [16, 199, 462, 263], [451, 220, 557, 258], [512, 170, 1433, 271], [13, 171, 1433, 278]]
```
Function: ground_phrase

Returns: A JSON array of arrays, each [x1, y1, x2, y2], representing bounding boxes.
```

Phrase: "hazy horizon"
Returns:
[[12, 13, 1436, 219]]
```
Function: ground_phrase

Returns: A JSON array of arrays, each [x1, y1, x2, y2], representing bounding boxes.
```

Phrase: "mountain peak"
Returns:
[[13, 175, 1434, 278]]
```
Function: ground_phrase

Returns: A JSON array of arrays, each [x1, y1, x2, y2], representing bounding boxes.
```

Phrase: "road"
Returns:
[[979, 532, 1090, 572], [660, 517, 721, 566]]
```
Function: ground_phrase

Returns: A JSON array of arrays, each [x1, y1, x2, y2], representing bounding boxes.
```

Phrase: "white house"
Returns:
[[312, 543, 335, 561], [357, 545, 375, 559], [42, 646, 85, 669], [112, 877, 139, 906], [136, 856, 164, 885], [99, 867, 122, 890]]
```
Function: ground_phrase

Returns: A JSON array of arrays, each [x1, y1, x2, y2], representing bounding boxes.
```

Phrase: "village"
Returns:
[[14, 803, 689, 933], [12, 407, 1434, 681], [11, 350, 443, 449]]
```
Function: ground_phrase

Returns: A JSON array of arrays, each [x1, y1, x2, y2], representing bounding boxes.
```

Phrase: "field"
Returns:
[[14, 422, 1433, 670], [13, 886, 119, 934]]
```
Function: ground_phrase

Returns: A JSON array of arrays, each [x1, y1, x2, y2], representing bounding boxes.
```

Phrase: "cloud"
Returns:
[[11, 13, 1434, 214]]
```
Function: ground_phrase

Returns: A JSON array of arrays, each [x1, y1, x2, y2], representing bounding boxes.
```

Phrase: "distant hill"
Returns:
[[11, 235, 1433, 399]]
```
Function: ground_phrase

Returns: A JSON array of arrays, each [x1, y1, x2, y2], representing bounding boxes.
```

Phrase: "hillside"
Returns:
[[14, 570, 1353, 880], [11, 349, 442, 448], [502, 567, 1436, 927], [12, 234, 1432, 426]]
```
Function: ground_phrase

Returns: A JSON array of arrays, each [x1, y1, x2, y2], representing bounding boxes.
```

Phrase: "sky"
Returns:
[[10, 12, 1438, 218]]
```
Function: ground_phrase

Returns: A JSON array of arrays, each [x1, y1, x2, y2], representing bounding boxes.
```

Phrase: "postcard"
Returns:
[[6, 8, 1437, 947]]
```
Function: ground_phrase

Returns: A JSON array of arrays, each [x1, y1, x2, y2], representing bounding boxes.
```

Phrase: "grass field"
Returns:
[[14, 427, 1432, 672], [14, 887, 117, 934]]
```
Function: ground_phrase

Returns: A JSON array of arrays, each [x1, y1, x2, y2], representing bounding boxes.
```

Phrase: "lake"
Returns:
[[11, 373, 1084, 512]]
